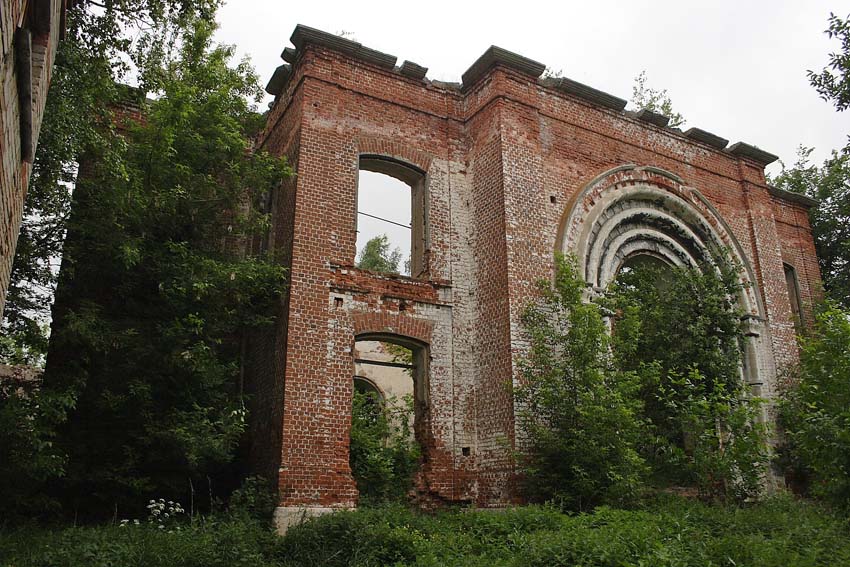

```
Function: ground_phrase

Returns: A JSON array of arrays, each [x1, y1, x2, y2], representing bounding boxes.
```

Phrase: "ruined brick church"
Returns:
[[243, 25, 820, 530]]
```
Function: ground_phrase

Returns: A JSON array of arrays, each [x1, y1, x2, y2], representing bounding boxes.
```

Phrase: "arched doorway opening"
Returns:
[[557, 165, 769, 389], [555, 165, 774, 493], [349, 334, 428, 503]]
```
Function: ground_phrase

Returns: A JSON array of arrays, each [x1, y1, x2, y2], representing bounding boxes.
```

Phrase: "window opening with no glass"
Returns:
[[356, 156, 427, 278]]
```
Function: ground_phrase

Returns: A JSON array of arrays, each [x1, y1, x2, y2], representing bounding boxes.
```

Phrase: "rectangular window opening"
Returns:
[[784, 263, 803, 332]]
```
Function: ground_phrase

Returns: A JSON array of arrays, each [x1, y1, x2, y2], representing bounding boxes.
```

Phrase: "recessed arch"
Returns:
[[556, 165, 765, 318], [354, 375, 385, 400], [352, 332, 430, 450]]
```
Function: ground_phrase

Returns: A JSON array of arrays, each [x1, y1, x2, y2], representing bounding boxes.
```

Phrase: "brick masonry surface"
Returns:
[[0, 0, 66, 319], [246, 26, 822, 518]]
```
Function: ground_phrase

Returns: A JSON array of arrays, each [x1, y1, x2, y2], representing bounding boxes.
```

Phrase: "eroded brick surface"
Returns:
[[249, 29, 821, 512]]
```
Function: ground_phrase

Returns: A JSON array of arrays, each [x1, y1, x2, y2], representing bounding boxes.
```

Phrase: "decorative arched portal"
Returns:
[[556, 165, 773, 392]]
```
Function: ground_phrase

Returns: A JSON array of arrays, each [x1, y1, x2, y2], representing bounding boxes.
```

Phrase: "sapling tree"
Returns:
[[514, 254, 649, 510], [357, 234, 404, 274], [780, 301, 850, 509]]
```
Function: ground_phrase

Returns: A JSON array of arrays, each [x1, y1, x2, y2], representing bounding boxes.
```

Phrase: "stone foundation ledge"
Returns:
[[273, 505, 354, 535]]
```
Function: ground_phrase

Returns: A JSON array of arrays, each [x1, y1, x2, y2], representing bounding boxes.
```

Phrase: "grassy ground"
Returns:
[[1, 495, 849, 567]]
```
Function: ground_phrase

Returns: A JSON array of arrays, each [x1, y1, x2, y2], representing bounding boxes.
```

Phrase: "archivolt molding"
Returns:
[[557, 165, 764, 317]]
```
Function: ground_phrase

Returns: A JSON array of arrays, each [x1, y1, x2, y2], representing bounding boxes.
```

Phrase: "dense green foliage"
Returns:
[[2, 497, 849, 567], [610, 260, 768, 499], [349, 391, 420, 504], [779, 302, 850, 509], [0, 0, 278, 520], [15, 16, 289, 518], [0, 376, 71, 521], [516, 255, 767, 508], [356, 234, 403, 274], [770, 147, 850, 309], [0, 516, 280, 567], [514, 255, 648, 510], [1, 0, 220, 365]]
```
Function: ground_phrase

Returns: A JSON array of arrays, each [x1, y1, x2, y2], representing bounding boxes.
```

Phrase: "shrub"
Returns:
[[272, 496, 850, 567], [514, 254, 649, 510], [609, 260, 769, 500], [229, 476, 278, 521], [780, 301, 850, 508], [0, 379, 71, 521], [349, 391, 420, 504], [0, 516, 280, 567], [2, 498, 849, 567]]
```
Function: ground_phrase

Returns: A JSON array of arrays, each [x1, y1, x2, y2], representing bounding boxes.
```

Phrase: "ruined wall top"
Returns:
[[262, 24, 813, 192]]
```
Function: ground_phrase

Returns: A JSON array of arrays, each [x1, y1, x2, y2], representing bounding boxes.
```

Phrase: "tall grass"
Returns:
[[2, 496, 848, 567]]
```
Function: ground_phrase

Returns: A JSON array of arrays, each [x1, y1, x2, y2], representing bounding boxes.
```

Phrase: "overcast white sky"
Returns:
[[214, 0, 850, 265]]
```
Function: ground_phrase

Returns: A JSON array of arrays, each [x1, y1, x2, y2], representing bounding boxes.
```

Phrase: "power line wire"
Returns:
[[357, 210, 411, 229]]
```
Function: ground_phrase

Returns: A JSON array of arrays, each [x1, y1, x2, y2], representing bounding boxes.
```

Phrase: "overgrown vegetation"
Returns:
[[1, 7, 849, 563], [0, 376, 69, 520], [610, 258, 768, 499], [515, 254, 768, 508], [514, 255, 648, 510], [630, 70, 686, 128], [0, 6, 289, 520], [2, 496, 849, 567], [1, 1, 221, 366], [779, 301, 850, 509], [43, 18, 287, 518], [349, 390, 420, 505]]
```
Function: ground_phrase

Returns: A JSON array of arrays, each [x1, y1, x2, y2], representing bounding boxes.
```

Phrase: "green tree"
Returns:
[[1, 2, 230, 518], [609, 260, 768, 500], [0, 374, 72, 521], [1, 1, 220, 365], [808, 13, 850, 114], [770, 147, 850, 309], [39, 16, 289, 517], [356, 234, 403, 274], [630, 70, 686, 128], [780, 301, 850, 509], [514, 254, 649, 510]]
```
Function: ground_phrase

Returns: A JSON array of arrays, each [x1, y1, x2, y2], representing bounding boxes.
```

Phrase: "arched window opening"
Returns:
[[609, 248, 757, 489], [356, 156, 427, 278], [618, 253, 674, 291], [353, 339, 415, 434], [350, 336, 425, 503], [558, 166, 770, 496], [354, 375, 384, 400]]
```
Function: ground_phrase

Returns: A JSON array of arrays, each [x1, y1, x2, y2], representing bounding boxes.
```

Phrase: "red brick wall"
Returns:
[[254, 37, 821, 510], [1, 0, 65, 319]]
